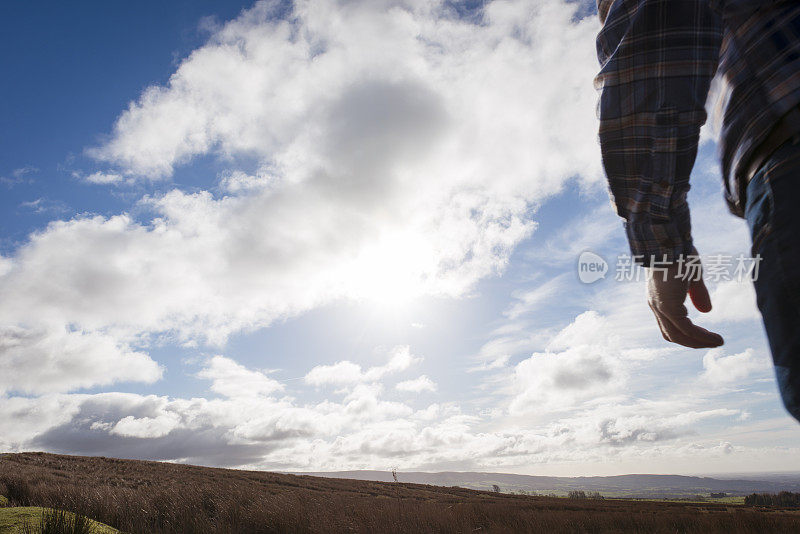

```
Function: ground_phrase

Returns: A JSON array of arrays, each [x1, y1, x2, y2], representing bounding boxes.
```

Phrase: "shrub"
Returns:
[[2, 474, 34, 505]]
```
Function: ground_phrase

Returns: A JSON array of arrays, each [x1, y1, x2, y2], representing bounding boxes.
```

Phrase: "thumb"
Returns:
[[688, 278, 712, 313]]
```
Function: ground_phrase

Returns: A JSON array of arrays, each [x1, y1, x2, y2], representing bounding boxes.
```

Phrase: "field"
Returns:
[[1, 452, 799, 533]]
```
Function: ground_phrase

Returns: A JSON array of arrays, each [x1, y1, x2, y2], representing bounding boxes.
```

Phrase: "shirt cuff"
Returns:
[[623, 204, 693, 267]]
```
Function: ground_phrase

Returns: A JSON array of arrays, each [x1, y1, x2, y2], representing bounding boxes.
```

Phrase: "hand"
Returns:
[[646, 249, 724, 349]]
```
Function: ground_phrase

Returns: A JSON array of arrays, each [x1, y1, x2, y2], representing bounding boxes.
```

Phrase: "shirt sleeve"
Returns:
[[595, 0, 722, 265]]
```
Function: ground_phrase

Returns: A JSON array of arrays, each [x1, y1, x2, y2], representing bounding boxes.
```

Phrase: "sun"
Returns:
[[343, 230, 434, 310]]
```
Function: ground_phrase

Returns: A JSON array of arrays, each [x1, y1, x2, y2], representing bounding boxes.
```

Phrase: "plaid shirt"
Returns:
[[595, 0, 800, 264]]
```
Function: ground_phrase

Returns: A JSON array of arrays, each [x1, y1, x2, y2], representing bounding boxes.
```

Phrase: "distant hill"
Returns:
[[291, 470, 800, 498]]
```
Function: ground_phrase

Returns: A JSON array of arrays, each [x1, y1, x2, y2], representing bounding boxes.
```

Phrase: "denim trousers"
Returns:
[[745, 134, 800, 423]]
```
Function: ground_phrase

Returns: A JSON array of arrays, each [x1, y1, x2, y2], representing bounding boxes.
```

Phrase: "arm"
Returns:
[[595, 0, 724, 348]]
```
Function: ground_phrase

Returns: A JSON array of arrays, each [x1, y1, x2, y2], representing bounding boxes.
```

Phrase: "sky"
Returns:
[[1, 0, 799, 477]]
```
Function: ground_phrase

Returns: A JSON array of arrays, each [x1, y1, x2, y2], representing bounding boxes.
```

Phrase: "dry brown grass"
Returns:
[[1, 452, 799, 533]]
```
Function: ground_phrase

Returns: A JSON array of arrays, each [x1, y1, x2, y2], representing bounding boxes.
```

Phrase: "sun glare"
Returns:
[[345, 231, 434, 310]]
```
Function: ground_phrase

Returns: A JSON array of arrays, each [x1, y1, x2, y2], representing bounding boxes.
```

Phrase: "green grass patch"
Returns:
[[707, 496, 746, 505], [0, 507, 118, 534], [0, 508, 43, 533], [0, 496, 8, 508]]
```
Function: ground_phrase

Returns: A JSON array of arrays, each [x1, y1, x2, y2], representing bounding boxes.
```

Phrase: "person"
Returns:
[[594, 0, 800, 422]]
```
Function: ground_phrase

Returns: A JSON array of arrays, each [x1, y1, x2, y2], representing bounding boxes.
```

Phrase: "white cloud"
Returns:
[[705, 280, 760, 323], [701, 348, 767, 386], [0, 256, 12, 277], [468, 355, 510, 372], [197, 355, 284, 398], [365, 346, 421, 379], [501, 287, 679, 415], [304, 361, 364, 386], [690, 185, 751, 257], [396, 375, 437, 393], [342, 383, 414, 420], [504, 274, 568, 320], [0, 166, 37, 187], [85, 172, 124, 185], [218, 169, 273, 193], [5, 388, 756, 472], [510, 344, 622, 414], [111, 413, 181, 438], [0, 325, 162, 395], [87, 1, 601, 186], [590, 407, 740, 446], [0, 350, 794, 473], [0, 394, 84, 451], [0, 1, 603, 395], [546, 310, 618, 351], [19, 198, 68, 215], [305, 345, 421, 386], [525, 204, 622, 266]]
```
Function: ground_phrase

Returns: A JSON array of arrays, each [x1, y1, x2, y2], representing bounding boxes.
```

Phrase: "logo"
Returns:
[[577, 251, 608, 284]]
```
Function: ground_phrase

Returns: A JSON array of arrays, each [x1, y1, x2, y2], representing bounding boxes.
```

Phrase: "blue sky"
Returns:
[[1, 0, 798, 476], [0, 0, 256, 249]]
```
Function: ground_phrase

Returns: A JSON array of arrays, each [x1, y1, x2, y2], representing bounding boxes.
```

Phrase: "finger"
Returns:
[[652, 286, 722, 346], [650, 299, 724, 348], [649, 301, 709, 348], [648, 301, 672, 342], [662, 313, 724, 348], [687, 247, 712, 313], [652, 306, 712, 348], [688, 279, 713, 313]]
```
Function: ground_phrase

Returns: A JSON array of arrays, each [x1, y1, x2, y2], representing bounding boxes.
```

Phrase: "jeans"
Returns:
[[745, 134, 800, 423]]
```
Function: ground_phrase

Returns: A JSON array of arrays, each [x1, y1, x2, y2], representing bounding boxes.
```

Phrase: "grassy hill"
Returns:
[[1, 452, 800, 533]]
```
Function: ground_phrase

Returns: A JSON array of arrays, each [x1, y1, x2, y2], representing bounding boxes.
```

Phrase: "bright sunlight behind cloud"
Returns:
[[0, 0, 601, 387]]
